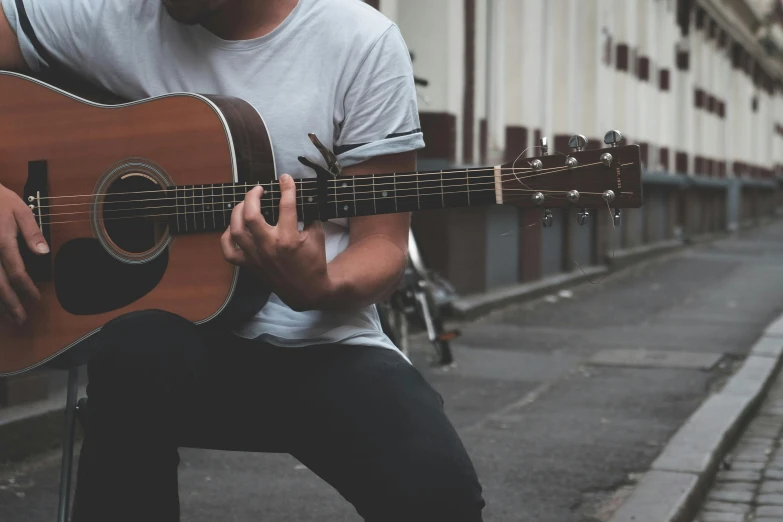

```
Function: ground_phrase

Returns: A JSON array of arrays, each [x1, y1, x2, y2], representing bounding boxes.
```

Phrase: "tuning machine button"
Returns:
[[543, 209, 553, 228], [603, 130, 624, 148], [568, 134, 588, 152], [601, 190, 621, 226], [531, 159, 543, 171]]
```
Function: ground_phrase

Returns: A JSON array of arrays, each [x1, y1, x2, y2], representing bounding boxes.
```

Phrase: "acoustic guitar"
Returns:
[[0, 71, 643, 376]]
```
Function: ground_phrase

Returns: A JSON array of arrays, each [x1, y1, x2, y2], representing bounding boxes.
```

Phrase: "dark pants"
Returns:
[[71, 310, 485, 522]]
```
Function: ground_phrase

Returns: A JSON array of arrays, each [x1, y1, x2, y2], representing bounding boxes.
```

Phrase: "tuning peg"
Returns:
[[543, 209, 553, 228], [603, 130, 624, 148], [577, 209, 589, 226], [613, 209, 621, 227], [540, 137, 549, 155], [568, 134, 588, 152]]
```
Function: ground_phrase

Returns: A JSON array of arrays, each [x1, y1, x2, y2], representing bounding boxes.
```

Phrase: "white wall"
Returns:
[[391, 0, 783, 173]]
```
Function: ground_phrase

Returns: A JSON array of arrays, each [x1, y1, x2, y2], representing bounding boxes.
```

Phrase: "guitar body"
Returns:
[[0, 72, 276, 376]]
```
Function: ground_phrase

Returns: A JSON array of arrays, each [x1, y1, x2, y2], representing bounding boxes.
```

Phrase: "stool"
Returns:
[[57, 367, 87, 522]]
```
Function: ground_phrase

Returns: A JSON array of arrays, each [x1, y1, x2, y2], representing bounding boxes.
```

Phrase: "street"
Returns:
[[2, 221, 783, 522]]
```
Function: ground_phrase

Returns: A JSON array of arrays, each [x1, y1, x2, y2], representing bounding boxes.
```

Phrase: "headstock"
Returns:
[[499, 130, 643, 227]]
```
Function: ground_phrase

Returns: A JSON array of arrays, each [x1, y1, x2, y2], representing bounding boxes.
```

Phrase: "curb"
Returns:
[[608, 318, 783, 522], [449, 266, 608, 320], [450, 238, 688, 321], [605, 239, 684, 271], [0, 382, 87, 464]]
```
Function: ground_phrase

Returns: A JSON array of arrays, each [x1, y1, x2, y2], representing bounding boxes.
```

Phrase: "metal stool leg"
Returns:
[[57, 367, 79, 522]]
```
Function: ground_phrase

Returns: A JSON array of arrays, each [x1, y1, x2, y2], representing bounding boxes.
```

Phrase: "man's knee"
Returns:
[[87, 309, 202, 397], [368, 450, 485, 522]]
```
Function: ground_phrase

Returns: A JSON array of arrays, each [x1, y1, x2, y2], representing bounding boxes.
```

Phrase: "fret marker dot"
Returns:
[[308, 196, 313, 203], [206, 205, 211, 210], [382, 191, 388, 197], [342, 182, 348, 188], [344, 205, 349, 211], [227, 204, 232, 208]]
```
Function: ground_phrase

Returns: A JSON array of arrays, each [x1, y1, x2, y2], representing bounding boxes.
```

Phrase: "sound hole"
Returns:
[[103, 173, 168, 254]]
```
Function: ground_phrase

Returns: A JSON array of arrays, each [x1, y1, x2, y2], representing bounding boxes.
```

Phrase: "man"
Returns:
[[0, 0, 485, 520]]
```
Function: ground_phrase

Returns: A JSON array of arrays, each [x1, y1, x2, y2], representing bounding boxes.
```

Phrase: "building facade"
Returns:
[[365, 0, 783, 296]]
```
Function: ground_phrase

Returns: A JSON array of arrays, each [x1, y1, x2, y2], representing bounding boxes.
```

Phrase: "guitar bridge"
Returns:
[[21, 160, 52, 281]]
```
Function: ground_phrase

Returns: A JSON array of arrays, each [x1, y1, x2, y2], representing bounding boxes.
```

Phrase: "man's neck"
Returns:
[[201, 0, 299, 41]]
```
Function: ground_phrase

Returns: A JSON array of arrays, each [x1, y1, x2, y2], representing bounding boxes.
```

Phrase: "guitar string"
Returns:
[[31, 164, 558, 201], [42, 186, 611, 220], [41, 177, 611, 218], [32, 166, 560, 206], [44, 189, 576, 225], [35, 160, 617, 211], [33, 160, 612, 204], [42, 189, 602, 226]]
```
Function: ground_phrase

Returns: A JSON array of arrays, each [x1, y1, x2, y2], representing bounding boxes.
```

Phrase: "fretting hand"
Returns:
[[0, 183, 48, 324], [220, 174, 333, 312]]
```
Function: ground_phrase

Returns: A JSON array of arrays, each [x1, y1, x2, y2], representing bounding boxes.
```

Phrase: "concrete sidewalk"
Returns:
[[2, 221, 783, 521], [693, 371, 783, 522]]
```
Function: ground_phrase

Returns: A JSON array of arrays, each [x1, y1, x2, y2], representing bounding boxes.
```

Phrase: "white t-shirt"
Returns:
[[3, 0, 425, 354]]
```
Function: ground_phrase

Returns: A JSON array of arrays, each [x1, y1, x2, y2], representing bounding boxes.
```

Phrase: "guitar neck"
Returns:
[[167, 167, 499, 234]]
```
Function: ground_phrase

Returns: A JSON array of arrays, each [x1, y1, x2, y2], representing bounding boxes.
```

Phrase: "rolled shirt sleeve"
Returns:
[[1, 0, 99, 73], [333, 24, 425, 167]]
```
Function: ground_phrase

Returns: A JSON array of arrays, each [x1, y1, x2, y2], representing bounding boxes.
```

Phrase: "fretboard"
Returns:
[[165, 168, 497, 234]]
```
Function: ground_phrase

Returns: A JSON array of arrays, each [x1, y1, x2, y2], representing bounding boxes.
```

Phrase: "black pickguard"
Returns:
[[54, 238, 168, 315]]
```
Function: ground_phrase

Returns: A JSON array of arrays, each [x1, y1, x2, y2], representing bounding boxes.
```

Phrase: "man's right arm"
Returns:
[[0, 2, 48, 325], [0, 4, 28, 71]]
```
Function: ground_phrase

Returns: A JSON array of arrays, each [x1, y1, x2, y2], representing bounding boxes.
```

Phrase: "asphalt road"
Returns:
[[3, 221, 783, 522]]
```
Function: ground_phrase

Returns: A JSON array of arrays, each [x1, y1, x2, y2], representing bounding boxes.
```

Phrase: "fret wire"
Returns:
[[220, 183, 227, 229], [210, 184, 216, 230], [352, 177, 357, 217], [194, 185, 199, 231], [372, 174, 377, 215], [269, 183, 276, 224], [440, 170, 445, 208], [415, 172, 420, 210], [298, 180, 304, 220], [193, 185, 198, 231], [190, 186, 197, 231], [201, 185, 207, 230], [232, 184, 239, 224], [393, 172, 397, 213], [333, 178, 338, 217], [466, 169, 471, 206], [194, 184, 198, 231]]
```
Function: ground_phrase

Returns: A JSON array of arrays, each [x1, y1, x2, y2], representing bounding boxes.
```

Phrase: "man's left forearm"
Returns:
[[315, 151, 417, 311], [322, 218, 410, 310]]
